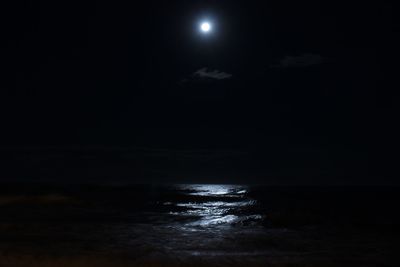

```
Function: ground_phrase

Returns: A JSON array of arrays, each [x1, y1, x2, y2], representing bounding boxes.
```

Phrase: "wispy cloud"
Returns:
[[180, 68, 233, 84], [192, 68, 233, 80], [271, 54, 323, 68]]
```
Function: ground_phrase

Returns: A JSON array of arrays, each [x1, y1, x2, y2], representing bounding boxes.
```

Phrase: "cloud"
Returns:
[[271, 54, 323, 68], [192, 68, 233, 80], [179, 68, 233, 85]]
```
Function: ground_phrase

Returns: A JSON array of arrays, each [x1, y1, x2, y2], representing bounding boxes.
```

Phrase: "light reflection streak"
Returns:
[[168, 184, 263, 227]]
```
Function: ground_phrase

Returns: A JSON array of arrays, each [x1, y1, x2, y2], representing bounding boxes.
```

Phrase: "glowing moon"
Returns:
[[200, 22, 211, 33]]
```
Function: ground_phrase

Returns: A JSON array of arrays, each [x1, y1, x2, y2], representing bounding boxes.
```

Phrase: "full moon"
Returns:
[[200, 22, 211, 33]]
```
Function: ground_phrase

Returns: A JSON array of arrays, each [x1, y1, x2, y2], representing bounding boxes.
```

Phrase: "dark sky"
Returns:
[[1, 1, 398, 184]]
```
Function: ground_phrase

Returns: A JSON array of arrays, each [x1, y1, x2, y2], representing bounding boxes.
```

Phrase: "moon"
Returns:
[[200, 22, 211, 33]]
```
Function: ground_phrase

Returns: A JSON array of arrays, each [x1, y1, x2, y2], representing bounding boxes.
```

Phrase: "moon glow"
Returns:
[[200, 22, 211, 33]]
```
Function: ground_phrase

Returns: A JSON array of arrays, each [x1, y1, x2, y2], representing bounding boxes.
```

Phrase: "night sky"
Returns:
[[1, 1, 398, 184]]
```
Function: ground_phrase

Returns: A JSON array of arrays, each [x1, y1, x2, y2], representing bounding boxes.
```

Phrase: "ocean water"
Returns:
[[1, 185, 267, 254], [1, 184, 399, 266], [126, 184, 267, 257]]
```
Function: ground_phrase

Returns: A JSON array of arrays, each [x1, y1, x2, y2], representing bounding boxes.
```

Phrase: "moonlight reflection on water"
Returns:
[[179, 184, 248, 196], [168, 184, 263, 228]]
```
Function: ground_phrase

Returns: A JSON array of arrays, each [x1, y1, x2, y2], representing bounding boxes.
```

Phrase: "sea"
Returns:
[[0, 183, 399, 266]]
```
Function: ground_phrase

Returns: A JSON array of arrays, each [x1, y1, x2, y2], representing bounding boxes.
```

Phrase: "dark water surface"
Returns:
[[1, 184, 399, 266]]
